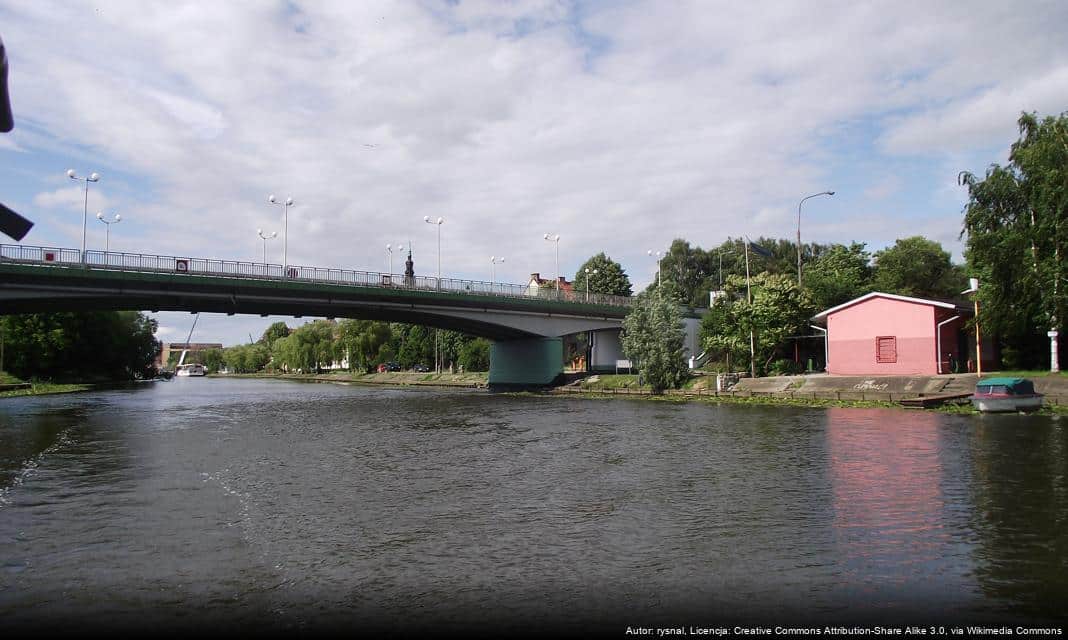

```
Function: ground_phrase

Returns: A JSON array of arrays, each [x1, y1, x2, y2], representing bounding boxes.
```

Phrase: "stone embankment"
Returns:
[[553, 372, 1068, 407]]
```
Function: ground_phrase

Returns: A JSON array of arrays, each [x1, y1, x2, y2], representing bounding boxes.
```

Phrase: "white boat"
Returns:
[[175, 363, 207, 377]]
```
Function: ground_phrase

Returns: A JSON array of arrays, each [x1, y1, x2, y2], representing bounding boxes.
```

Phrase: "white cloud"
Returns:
[[1, 0, 1065, 304]]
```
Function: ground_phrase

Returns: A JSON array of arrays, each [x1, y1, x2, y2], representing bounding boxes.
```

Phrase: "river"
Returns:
[[1, 378, 1066, 634]]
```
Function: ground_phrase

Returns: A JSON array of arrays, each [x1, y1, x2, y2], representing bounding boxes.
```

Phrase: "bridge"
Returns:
[[0, 244, 698, 387]]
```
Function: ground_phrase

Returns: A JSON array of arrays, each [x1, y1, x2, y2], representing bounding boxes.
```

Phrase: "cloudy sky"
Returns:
[[2, 0, 1066, 346]]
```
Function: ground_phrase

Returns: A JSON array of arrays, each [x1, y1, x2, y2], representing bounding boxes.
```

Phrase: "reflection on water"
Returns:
[[0, 380, 1065, 633]]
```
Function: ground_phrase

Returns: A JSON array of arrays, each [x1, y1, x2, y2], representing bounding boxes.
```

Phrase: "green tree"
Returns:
[[961, 111, 1068, 368], [572, 252, 633, 297], [336, 319, 392, 372], [621, 292, 687, 393], [700, 272, 814, 376], [872, 236, 965, 299], [259, 321, 290, 345], [803, 242, 873, 310], [458, 338, 491, 371], [202, 348, 225, 373], [0, 311, 159, 381]]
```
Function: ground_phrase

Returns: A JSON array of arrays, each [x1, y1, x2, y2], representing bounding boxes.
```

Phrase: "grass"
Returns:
[[981, 370, 1068, 379]]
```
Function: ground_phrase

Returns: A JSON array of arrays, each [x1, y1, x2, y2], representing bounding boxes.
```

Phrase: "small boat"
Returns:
[[175, 363, 207, 377], [971, 377, 1044, 413]]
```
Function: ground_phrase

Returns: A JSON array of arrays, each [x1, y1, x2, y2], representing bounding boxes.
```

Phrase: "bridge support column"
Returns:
[[488, 337, 563, 389], [589, 329, 624, 373]]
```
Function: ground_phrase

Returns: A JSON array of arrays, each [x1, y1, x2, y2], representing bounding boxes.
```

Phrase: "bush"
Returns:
[[767, 358, 802, 376]]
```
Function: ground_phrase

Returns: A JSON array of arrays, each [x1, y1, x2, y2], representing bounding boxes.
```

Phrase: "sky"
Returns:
[[2, 0, 1067, 346]]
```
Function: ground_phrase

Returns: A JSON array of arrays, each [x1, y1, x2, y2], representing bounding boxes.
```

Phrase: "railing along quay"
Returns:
[[0, 244, 634, 308]]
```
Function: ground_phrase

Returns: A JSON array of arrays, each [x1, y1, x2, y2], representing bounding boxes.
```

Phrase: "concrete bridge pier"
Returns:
[[488, 336, 564, 389]]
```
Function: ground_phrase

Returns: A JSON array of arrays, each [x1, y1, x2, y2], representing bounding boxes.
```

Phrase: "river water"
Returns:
[[1, 378, 1066, 634]]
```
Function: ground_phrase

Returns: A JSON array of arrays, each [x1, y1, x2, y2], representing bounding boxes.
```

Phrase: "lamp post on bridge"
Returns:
[[95, 211, 121, 254], [584, 267, 598, 302], [543, 233, 560, 298], [387, 243, 405, 276], [490, 255, 505, 289], [268, 195, 294, 273], [257, 228, 277, 264], [67, 169, 100, 262], [424, 216, 445, 372]]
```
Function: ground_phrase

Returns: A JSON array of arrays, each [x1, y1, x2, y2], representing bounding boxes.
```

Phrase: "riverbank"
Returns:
[[0, 379, 93, 398], [214, 371, 489, 388], [554, 372, 1068, 414]]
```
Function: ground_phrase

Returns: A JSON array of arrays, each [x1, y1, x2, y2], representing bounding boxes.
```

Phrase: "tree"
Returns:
[[0, 311, 159, 381], [871, 236, 965, 299], [700, 272, 814, 376], [572, 252, 633, 297], [259, 321, 290, 345], [803, 242, 873, 311], [961, 111, 1068, 368], [202, 348, 225, 373], [621, 291, 687, 393], [458, 338, 491, 371], [336, 319, 391, 372]]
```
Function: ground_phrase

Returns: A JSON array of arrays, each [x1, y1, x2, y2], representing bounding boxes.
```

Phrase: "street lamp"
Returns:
[[67, 169, 100, 261], [268, 195, 294, 271], [424, 216, 444, 280], [797, 191, 835, 285], [424, 216, 445, 373], [584, 267, 599, 302], [647, 249, 663, 289], [544, 233, 560, 298], [387, 243, 405, 275], [257, 228, 277, 264], [95, 211, 121, 252], [490, 255, 505, 287], [962, 277, 982, 377], [717, 248, 733, 289]]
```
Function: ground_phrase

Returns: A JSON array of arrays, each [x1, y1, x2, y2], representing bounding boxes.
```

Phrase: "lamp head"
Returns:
[[268, 194, 277, 204], [827, 191, 835, 196], [88, 172, 99, 182], [285, 197, 293, 206], [270, 232, 276, 238], [257, 228, 262, 235], [96, 212, 103, 220], [424, 216, 431, 223], [437, 216, 444, 224], [114, 214, 121, 222], [66, 169, 76, 179]]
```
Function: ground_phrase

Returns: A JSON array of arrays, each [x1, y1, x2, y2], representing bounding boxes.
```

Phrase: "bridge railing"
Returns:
[[0, 244, 635, 308]]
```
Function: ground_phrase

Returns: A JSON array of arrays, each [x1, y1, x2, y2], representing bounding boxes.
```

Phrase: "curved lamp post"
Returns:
[[490, 255, 505, 288], [543, 233, 560, 298], [797, 191, 835, 285], [95, 211, 121, 253], [584, 267, 599, 302], [268, 195, 294, 271], [257, 228, 277, 264], [647, 249, 663, 289], [67, 169, 100, 261]]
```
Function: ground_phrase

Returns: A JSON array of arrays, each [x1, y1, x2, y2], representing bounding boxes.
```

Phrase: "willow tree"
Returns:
[[961, 111, 1068, 369]]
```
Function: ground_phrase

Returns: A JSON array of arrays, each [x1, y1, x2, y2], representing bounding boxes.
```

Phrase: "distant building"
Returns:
[[527, 272, 573, 296], [812, 292, 978, 376]]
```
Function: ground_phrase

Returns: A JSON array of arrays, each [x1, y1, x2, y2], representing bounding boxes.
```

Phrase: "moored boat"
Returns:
[[971, 377, 1044, 413], [175, 363, 207, 377]]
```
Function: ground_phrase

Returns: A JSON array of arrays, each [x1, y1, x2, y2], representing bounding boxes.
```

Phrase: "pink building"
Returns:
[[812, 292, 971, 376]]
